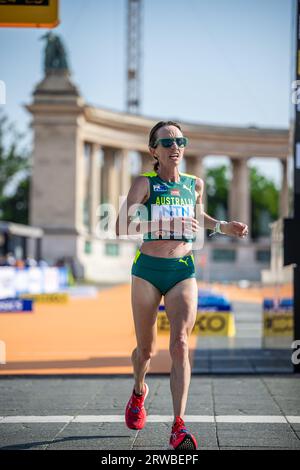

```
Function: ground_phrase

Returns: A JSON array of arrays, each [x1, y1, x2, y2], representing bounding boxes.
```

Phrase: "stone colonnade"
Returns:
[[82, 145, 289, 238], [27, 71, 290, 255]]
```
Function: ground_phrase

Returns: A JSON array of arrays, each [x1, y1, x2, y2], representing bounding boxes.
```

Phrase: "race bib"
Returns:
[[151, 204, 194, 220]]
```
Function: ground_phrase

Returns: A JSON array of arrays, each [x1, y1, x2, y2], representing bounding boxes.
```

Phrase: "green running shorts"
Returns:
[[131, 249, 196, 296]]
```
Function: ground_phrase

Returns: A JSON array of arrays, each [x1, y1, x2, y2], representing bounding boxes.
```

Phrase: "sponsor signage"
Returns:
[[0, 0, 59, 28], [20, 292, 69, 303], [157, 311, 236, 337], [0, 298, 33, 313]]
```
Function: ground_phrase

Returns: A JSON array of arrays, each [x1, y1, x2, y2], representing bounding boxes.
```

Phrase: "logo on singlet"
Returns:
[[171, 190, 180, 196], [153, 184, 168, 192], [182, 184, 193, 195]]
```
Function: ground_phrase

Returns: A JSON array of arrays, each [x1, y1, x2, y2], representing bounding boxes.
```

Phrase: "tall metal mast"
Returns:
[[126, 0, 142, 114]]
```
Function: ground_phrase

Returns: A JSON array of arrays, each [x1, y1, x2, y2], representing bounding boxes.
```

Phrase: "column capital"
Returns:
[[229, 155, 250, 162]]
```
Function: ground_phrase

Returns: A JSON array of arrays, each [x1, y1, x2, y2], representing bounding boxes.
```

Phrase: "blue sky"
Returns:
[[0, 0, 295, 186]]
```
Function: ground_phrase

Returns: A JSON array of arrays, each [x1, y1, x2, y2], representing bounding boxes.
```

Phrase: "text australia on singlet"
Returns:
[[151, 195, 195, 221]]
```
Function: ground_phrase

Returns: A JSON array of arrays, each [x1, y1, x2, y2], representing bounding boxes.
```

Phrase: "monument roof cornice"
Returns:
[[84, 104, 288, 136], [83, 105, 289, 158]]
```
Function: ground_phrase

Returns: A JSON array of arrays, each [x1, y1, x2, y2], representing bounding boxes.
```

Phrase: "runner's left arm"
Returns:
[[195, 177, 248, 238]]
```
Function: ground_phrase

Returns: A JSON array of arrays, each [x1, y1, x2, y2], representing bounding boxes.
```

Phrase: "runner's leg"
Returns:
[[164, 277, 198, 420], [131, 275, 162, 394]]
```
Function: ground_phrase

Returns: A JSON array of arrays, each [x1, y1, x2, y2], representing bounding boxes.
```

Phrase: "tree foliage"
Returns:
[[0, 112, 31, 224], [206, 165, 229, 220], [205, 164, 279, 238], [250, 166, 279, 239]]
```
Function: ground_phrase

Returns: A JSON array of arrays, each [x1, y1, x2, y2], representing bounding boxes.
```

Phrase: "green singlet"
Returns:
[[140, 171, 197, 243], [131, 171, 198, 296]]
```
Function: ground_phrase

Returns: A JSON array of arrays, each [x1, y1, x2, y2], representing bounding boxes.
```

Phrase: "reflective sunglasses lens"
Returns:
[[159, 137, 188, 147], [176, 138, 185, 147], [161, 139, 174, 147], [178, 137, 188, 147]]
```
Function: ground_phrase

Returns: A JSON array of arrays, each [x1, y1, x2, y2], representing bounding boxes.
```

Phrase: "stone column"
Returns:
[[26, 69, 88, 278], [280, 158, 289, 218], [76, 138, 86, 232], [140, 151, 152, 173], [27, 71, 85, 235], [229, 158, 251, 237], [119, 149, 131, 196], [90, 144, 101, 234], [185, 155, 207, 211], [185, 155, 204, 179], [102, 148, 119, 210]]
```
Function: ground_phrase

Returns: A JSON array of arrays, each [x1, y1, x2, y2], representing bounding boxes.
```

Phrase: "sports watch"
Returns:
[[209, 220, 228, 237], [215, 220, 228, 234]]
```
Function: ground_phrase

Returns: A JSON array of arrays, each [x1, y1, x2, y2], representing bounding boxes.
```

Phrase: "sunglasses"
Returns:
[[154, 137, 189, 148]]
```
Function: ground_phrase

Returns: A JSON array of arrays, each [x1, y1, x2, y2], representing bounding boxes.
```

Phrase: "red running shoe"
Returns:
[[169, 416, 198, 450], [125, 383, 149, 430]]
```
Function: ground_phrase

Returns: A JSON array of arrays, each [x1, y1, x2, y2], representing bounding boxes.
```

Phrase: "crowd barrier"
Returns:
[[20, 293, 69, 304], [263, 298, 293, 336], [0, 266, 68, 299], [0, 298, 33, 313], [0, 340, 5, 364], [157, 289, 236, 336]]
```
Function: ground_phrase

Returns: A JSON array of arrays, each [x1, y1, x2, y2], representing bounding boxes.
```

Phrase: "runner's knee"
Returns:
[[169, 335, 189, 361]]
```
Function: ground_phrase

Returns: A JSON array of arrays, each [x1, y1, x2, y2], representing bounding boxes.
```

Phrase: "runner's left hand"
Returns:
[[222, 221, 248, 238]]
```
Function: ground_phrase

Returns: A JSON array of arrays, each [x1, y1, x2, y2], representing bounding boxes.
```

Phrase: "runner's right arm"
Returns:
[[115, 176, 158, 237]]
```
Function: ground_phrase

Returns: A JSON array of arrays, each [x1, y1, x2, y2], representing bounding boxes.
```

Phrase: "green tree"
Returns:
[[206, 165, 229, 220], [205, 164, 279, 238], [250, 166, 279, 239], [0, 112, 31, 224]]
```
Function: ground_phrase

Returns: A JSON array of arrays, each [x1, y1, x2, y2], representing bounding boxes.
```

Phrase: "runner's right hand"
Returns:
[[161, 217, 200, 236]]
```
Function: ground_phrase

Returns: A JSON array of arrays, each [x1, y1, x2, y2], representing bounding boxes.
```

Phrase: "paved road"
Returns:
[[0, 376, 300, 450]]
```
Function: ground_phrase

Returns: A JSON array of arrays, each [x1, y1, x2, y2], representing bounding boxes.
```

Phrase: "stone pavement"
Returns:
[[0, 375, 300, 450]]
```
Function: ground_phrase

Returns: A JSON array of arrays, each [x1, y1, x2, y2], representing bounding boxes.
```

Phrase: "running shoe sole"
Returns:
[[169, 434, 197, 450]]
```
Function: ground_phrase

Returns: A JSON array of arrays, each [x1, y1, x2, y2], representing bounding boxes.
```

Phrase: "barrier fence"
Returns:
[[157, 289, 236, 337], [263, 298, 293, 337], [0, 266, 68, 300]]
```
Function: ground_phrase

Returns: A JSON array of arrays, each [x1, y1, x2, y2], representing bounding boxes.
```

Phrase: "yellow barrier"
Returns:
[[20, 293, 69, 304], [0, 0, 59, 28], [157, 310, 236, 337], [263, 310, 293, 336]]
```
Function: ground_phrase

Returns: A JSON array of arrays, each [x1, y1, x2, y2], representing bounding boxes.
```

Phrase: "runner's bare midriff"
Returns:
[[140, 240, 193, 258]]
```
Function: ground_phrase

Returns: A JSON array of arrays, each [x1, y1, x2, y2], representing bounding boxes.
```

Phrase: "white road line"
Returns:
[[183, 415, 215, 423], [1, 416, 73, 423], [287, 416, 300, 424], [0, 415, 298, 424], [73, 416, 123, 423], [215, 416, 287, 424]]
